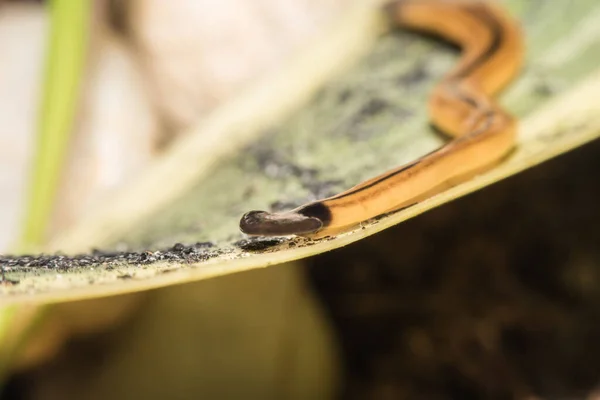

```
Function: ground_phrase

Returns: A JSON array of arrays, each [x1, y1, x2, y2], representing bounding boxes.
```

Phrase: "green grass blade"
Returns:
[[20, 0, 92, 248]]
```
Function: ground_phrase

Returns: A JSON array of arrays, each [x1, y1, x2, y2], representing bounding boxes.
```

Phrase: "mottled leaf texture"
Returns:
[[2, 0, 600, 304]]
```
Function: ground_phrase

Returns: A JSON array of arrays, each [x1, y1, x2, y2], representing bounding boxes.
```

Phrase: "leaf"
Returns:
[[2, 0, 600, 305]]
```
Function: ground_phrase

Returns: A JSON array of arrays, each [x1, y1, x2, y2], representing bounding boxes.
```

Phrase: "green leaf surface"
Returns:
[[2, 0, 600, 305]]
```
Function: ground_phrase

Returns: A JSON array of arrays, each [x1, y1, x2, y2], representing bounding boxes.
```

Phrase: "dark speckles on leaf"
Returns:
[[270, 200, 302, 213], [234, 237, 287, 252], [338, 88, 352, 104], [534, 80, 558, 97], [139, 252, 156, 264], [303, 179, 344, 200], [276, 163, 318, 181], [525, 67, 560, 98], [335, 99, 413, 142], [242, 185, 256, 201], [359, 98, 389, 117], [396, 62, 430, 88], [244, 137, 345, 203], [247, 143, 319, 181], [0, 242, 221, 275], [172, 243, 185, 252]]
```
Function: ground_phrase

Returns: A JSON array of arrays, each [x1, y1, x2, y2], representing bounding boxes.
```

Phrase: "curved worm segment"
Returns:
[[238, 0, 522, 238], [239, 210, 323, 236]]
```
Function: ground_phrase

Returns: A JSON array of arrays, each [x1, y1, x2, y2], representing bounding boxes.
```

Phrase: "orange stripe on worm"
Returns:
[[239, 0, 524, 238]]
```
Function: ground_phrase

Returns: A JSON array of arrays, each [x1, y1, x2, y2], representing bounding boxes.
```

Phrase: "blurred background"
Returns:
[[0, 0, 347, 251], [1, 0, 600, 399], [0, 0, 343, 398]]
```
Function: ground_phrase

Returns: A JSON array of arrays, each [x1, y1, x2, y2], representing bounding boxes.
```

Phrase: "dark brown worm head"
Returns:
[[239, 210, 323, 236]]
